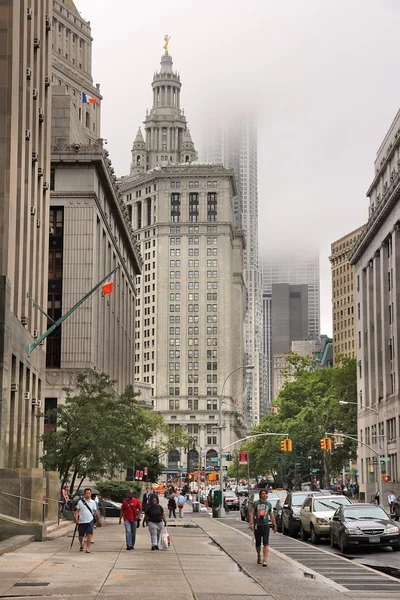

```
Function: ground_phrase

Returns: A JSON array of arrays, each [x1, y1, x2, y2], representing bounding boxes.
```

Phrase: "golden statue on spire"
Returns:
[[163, 34, 170, 53]]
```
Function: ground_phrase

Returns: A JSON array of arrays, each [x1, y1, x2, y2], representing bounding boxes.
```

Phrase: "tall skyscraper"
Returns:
[[330, 226, 364, 363], [203, 114, 262, 426], [261, 254, 320, 407], [119, 48, 246, 478], [261, 255, 320, 336], [0, 0, 53, 469]]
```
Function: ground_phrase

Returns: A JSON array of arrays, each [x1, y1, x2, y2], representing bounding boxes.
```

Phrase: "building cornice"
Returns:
[[350, 172, 400, 264]]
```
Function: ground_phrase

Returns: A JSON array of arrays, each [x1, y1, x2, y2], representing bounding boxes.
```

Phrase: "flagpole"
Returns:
[[28, 266, 119, 357]]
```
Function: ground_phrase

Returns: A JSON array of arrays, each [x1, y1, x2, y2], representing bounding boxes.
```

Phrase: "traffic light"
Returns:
[[280, 439, 287, 452], [320, 437, 332, 450], [287, 439, 293, 452]]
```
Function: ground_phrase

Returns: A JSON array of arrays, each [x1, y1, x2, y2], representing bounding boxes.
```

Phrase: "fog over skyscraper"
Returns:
[[203, 114, 263, 426]]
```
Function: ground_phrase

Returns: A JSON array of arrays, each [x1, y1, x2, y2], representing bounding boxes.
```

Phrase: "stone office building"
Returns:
[[350, 107, 400, 500], [0, 0, 53, 470], [119, 49, 246, 476]]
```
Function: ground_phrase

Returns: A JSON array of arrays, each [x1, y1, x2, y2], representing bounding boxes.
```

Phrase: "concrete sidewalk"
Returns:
[[0, 508, 398, 600]]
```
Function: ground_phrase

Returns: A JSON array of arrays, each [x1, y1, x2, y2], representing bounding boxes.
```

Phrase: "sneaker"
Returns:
[[151, 546, 156, 551]]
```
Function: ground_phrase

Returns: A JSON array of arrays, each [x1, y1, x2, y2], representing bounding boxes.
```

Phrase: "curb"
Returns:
[[195, 519, 349, 595]]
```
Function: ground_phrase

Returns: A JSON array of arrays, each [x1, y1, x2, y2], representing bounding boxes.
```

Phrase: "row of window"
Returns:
[[171, 193, 217, 223], [169, 399, 218, 411]]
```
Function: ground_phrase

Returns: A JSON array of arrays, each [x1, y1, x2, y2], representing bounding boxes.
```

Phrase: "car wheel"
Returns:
[[339, 534, 349, 554], [330, 531, 336, 548], [310, 525, 319, 545], [241, 513, 245, 522], [300, 524, 309, 541], [395, 513, 400, 522], [392, 543, 400, 552]]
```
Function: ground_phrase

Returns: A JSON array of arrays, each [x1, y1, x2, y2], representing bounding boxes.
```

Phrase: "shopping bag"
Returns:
[[160, 526, 169, 550]]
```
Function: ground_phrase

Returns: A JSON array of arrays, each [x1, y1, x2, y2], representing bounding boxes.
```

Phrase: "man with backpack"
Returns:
[[119, 490, 142, 550]]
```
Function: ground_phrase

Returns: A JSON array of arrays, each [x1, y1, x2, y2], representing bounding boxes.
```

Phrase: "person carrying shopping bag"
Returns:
[[143, 496, 167, 550]]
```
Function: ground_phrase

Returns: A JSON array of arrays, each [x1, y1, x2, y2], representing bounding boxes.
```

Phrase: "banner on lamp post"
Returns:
[[239, 452, 248, 465]]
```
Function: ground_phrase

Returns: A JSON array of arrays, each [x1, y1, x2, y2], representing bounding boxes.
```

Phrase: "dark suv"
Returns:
[[282, 490, 329, 537]]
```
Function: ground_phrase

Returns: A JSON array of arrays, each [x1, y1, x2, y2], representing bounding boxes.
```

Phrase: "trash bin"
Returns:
[[192, 501, 200, 513]]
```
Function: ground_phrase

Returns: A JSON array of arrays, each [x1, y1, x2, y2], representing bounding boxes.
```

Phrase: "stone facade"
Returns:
[[350, 107, 400, 501], [0, 0, 53, 469], [119, 51, 246, 476], [43, 140, 142, 409], [51, 0, 101, 144], [330, 226, 364, 363]]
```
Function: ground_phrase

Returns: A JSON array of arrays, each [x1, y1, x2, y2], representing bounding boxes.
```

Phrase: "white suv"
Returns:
[[300, 495, 352, 543]]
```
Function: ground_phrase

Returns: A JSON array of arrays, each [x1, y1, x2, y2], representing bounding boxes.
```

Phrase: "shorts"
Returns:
[[78, 521, 94, 537], [254, 524, 270, 547]]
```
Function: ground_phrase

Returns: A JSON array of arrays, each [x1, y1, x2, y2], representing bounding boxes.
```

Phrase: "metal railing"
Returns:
[[0, 491, 61, 524]]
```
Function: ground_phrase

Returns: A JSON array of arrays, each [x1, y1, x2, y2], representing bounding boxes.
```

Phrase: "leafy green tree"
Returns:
[[41, 372, 165, 494], [238, 356, 357, 488]]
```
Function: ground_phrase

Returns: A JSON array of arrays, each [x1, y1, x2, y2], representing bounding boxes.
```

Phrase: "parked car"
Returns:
[[224, 490, 239, 510], [330, 503, 400, 554], [274, 498, 285, 532], [69, 496, 122, 518], [282, 491, 330, 537], [235, 485, 249, 497], [300, 494, 352, 543], [240, 492, 280, 522]]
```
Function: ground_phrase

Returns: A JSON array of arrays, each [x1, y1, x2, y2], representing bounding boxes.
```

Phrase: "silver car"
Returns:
[[300, 494, 351, 543]]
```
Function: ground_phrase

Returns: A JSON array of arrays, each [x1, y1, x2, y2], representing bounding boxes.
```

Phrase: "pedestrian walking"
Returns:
[[177, 491, 185, 518], [374, 490, 380, 505], [249, 489, 277, 567], [119, 490, 142, 550], [75, 488, 102, 553], [388, 490, 396, 514], [142, 486, 152, 510], [167, 492, 177, 518], [60, 483, 69, 518], [143, 496, 167, 550]]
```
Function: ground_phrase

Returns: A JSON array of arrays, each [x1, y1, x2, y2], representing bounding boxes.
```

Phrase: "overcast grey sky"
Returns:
[[76, 0, 400, 335]]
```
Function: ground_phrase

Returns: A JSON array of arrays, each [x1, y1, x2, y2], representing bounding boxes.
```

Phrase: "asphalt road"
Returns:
[[222, 508, 400, 577]]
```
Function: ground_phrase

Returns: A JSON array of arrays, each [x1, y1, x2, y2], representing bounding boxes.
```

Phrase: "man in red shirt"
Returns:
[[119, 490, 142, 550]]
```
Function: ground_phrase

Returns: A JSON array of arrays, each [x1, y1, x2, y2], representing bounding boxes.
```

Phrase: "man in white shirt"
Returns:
[[75, 488, 101, 553], [388, 491, 396, 514]]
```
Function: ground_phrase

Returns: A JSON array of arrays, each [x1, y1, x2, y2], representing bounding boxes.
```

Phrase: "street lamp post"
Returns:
[[218, 364, 254, 517], [339, 400, 383, 507]]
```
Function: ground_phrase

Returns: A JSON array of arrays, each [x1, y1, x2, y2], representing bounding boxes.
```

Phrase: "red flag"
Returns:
[[102, 278, 114, 295], [139, 471, 143, 481], [144, 467, 148, 476], [135, 470, 140, 480]]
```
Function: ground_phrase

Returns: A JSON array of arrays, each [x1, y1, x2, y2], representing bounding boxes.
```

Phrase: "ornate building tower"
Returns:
[[130, 128, 147, 176], [140, 48, 195, 169]]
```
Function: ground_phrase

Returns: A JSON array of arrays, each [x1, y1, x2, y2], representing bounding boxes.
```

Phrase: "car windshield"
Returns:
[[292, 494, 308, 506], [314, 497, 351, 511], [225, 491, 236, 497], [343, 506, 390, 521]]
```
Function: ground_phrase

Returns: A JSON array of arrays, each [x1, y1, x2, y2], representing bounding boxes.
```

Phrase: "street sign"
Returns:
[[214, 466, 220, 471], [239, 452, 248, 465], [380, 457, 391, 462], [311, 468, 320, 473], [210, 457, 219, 463], [223, 466, 228, 471]]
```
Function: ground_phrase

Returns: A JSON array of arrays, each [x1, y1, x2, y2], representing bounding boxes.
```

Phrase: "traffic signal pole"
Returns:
[[325, 431, 383, 508]]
